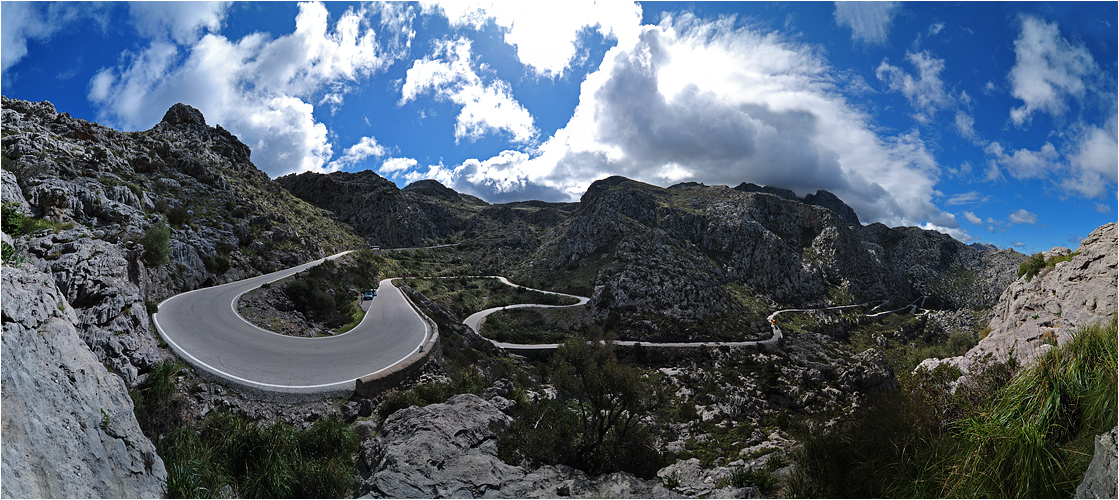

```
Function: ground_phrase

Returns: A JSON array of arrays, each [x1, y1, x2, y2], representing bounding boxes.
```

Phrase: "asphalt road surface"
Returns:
[[153, 251, 429, 398]]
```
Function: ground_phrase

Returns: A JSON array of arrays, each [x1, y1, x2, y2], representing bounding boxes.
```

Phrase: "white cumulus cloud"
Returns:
[[984, 141, 1059, 180], [1008, 15, 1097, 126], [963, 211, 983, 225], [129, 2, 230, 45], [1008, 209, 1038, 225], [401, 37, 536, 143], [431, 13, 964, 236], [876, 50, 953, 123], [380, 157, 419, 175], [425, 0, 641, 77], [329, 136, 388, 171]]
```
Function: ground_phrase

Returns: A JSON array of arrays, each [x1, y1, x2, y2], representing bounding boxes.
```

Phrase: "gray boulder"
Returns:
[[1, 266, 166, 498], [1076, 426, 1118, 499]]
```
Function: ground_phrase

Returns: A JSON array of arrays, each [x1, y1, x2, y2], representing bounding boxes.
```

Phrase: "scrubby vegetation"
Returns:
[[160, 413, 358, 498], [482, 306, 590, 344], [1018, 251, 1082, 281], [1, 202, 75, 236], [498, 336, 670, 478], [396, 276, 579, 321], [280, 251, 382, 331], [131, 360, 359, 498], [788, 319, 1118, 498], [140, 220, 170, 267]]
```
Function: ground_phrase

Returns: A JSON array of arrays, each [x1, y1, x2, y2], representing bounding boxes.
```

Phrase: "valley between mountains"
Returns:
[[2, 98, 1115, 498]]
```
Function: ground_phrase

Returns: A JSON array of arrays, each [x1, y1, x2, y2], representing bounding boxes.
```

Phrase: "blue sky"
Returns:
[[2, 1, 1115, 253]]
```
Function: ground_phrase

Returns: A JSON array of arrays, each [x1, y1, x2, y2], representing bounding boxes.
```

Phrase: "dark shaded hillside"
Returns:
[[510, 177, 1025, 340]]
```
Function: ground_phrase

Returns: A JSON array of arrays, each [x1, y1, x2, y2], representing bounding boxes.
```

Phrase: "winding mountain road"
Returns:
[[153, 251, 430, 399], [153, 246, 927, 400]]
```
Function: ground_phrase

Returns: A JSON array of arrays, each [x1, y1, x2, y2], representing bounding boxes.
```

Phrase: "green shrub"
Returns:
[[167, 206, 190, 226], [202, 254, 231, 274], [498, 336, 669, 478], [2, 242, 25, 266], [131, 360, 189, 440], [1, 203, 29, 235], [140, 220, 171, 267], [1017, 253, 1045, 281]]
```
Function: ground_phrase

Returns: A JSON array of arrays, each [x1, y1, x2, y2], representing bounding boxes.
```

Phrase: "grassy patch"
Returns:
[[375, 368, 488, 420], [161, 413, 359, 498], [1, 202, 75, 236]]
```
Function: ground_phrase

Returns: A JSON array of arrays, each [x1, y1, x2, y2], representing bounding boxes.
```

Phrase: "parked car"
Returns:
[[362, 289, 374, 301]]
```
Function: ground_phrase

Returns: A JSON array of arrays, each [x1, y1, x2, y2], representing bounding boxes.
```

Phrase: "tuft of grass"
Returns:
[[161, 412, 359, 499], [376, 368, 487, 420], [946, 320, 1117, 497]]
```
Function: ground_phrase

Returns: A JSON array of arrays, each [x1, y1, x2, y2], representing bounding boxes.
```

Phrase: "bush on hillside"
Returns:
[[498, 335, 669, 478], [141, 220, 171, 267]]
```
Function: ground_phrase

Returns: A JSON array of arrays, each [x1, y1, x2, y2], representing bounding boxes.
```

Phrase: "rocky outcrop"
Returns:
[[734, 182, 860, 226], [1, 266, 166, 497], [2, 96, 361, 303], [1076, 426, 1118, 499], [276, 170, 573, 251], [358, 393, 685, 498], [20, 229, 163, 384], [922, 222, 1117, 374], [277, 170, 448, 247]]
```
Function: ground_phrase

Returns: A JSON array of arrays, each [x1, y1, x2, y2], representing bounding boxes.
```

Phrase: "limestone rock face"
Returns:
[[1076, 426, 1118, 499], [924, 222, 1117, 373], [357, 393, 682, 498], [21, 229, 163, 384], [1, 266, 166, 498]]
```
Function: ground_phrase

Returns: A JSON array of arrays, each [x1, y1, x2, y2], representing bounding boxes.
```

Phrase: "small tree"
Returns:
[[551, 335, 668, 476], [141, 220, 170, 267]]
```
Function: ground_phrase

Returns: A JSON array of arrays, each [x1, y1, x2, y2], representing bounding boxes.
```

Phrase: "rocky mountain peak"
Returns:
[[734, 182, 860, 225], [402, 179, 462, 202], [160, 103, 206, 127]]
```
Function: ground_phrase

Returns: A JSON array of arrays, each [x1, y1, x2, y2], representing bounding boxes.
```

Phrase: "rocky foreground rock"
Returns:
[[1, 266, 166, 497], [357, 393, 764, 499], [1076, 426, 1118, 499]]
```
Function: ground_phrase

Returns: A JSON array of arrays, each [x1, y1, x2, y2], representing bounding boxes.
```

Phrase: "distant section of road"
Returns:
[[153, 252, 430, 399], [461, 278, 925, 354]]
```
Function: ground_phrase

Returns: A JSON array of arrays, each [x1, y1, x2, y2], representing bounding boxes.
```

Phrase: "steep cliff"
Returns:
[[2, 266, 166, 497]]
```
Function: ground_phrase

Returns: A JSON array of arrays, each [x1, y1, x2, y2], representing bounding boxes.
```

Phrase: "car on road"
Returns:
[[362, 289, 375, 301]]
